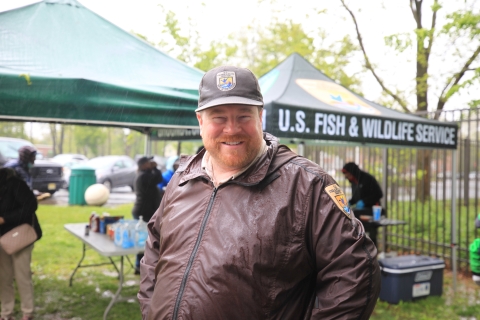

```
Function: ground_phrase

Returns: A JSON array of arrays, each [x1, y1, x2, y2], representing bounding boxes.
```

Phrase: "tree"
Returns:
[[0, 122, 28, 140], [222, 19, 361, 89], [49, 124, 64, 156], [73, 125, 107, 157], [158, 10, 361, 89], [340, 0, 480, 200]]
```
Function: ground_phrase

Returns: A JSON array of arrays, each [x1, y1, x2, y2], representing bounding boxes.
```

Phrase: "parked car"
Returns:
[[86, 155, 137, 191], [51, 153, 89, 189], [0, 137, 63, 194]]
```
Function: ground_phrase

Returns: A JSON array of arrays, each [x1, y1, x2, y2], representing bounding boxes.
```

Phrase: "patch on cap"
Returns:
[[216, 71, 236, 91], [325, 184, 352, 219]]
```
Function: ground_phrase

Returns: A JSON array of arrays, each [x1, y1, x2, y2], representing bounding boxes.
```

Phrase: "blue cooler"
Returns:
[[378, 255, 445, 304]]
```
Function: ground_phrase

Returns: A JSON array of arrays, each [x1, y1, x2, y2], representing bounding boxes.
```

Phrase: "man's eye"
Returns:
[[213, 117, 226, 123], [239, 116, 251, 121]]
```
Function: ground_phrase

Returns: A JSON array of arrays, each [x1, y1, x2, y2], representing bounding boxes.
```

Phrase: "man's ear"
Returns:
[[196, 112, 203, 136]]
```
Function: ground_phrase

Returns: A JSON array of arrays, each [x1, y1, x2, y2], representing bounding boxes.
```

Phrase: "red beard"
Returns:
[[203, 133, 262, 170]]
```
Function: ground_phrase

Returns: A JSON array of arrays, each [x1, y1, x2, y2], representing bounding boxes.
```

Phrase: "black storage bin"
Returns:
[[378, 255, 445, 304]]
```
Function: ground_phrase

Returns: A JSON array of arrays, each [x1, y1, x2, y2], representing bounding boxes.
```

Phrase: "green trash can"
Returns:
[[69, 165, 97, 205]]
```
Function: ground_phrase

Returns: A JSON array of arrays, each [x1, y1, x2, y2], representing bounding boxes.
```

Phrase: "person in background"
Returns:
[[342, 162, 383, 246], [157, 156, 179, 190], [3, 146, 50, 201], [132, 156, 163, 275], [342, 162, 383, 209], [0, 168, 42, 320], [138, 65, 380, 319], [4, 145, 37, 190]]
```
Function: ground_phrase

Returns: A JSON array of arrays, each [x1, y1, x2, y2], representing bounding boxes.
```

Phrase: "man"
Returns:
[[342, 162, 383, 209], [4, 145, 37, 190], [139, 66, 381, 319], [342, 162, 383, 246], [132, 156, 163, 274]]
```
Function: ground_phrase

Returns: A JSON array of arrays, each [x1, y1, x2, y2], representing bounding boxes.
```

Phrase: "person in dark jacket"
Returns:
[[138, 66, 380, 319], [342, 162, 384, 246], [132, 156, 163, 274], [4, 145, 37, 190], [0, 168, 42, 320], [342, 162, 383, 208]]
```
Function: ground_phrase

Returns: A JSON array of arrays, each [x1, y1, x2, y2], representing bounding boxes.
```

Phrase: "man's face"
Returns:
[[343, 171, 354, 182], [196, 104, 264, 171], [139, 161, 150, 171], [29, 153, 36, 165]]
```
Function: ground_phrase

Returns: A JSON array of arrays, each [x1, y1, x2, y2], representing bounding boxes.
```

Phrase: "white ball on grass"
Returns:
[[85, 184, 110, 206]]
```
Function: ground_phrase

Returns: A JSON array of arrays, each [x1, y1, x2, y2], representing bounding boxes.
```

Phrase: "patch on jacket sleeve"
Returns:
[[325, 184, 352, 220]]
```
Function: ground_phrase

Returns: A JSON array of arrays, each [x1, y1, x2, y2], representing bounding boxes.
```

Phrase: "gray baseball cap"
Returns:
[[196, 66, 264, 112]]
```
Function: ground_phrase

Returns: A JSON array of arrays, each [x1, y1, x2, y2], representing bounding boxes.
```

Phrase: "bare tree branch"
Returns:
[[410, 0, 423, 29], [437, 45, 480, 111], [340, 0, 409, 112], [426, 0, 438, 60]]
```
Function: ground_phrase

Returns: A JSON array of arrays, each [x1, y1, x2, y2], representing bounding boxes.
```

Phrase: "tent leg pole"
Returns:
[[144, 131, 152, 155], [382, 148, 388, 254], [382, 148, 388, 212], [297, 142, 305, 157], [451, 149, 457, 292], [177, 141, 182, 156]]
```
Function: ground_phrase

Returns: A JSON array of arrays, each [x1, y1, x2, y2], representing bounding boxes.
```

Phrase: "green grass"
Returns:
[[28, 204, 142, 320], [386, 200, 480, 264], [7, 204, 480, 319]]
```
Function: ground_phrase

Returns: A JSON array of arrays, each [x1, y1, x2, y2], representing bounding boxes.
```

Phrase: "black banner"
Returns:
[[265, 106, 457, 149], [152, 128, 201, 141]]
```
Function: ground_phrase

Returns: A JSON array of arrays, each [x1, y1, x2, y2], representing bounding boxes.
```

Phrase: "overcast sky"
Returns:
[[0, 0, 478, 112]]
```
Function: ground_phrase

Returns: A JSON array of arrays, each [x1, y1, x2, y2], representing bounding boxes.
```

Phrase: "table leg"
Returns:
[[103, 255, 124, 320], [382, 226, 387, 253], [126, 255, 135, 270], [69, 243, 86, 287], [108, 257, 121, 276]]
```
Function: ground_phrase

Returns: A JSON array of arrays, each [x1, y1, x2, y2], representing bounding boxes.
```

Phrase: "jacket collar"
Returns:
[[177, 133, 297, 187]]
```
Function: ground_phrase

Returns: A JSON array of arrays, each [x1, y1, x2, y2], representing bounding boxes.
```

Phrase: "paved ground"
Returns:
[[40, 187, 136, 207]]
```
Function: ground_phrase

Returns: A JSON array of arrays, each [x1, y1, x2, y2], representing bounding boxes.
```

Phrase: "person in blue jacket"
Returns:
[[157, 156, 179, 190]]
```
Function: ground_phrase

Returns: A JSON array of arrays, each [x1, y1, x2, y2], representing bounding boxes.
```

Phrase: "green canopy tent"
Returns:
[[0, 0, 203, 135]]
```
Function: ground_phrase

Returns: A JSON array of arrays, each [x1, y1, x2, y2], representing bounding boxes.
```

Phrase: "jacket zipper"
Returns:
[[173, 187, 218, 320]]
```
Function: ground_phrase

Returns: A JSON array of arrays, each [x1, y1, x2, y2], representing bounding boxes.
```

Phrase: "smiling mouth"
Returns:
[[222, 142, 242, 145]]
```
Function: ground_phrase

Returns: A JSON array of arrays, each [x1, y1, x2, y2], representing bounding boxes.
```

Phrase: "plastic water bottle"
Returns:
[[114, 219, 124, 247], [135, 216, 148, 249], [121, 220, 134, 249]]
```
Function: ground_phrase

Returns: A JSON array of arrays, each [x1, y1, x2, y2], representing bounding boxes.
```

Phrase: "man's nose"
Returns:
[[223, 118, 242, 134]]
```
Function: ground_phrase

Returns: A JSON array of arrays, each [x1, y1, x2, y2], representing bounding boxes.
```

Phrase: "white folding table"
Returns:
[[64, 223, 143, 320]]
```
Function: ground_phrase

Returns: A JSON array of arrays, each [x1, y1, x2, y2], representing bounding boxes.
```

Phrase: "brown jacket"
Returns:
[[139, 133, 380, 320]]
